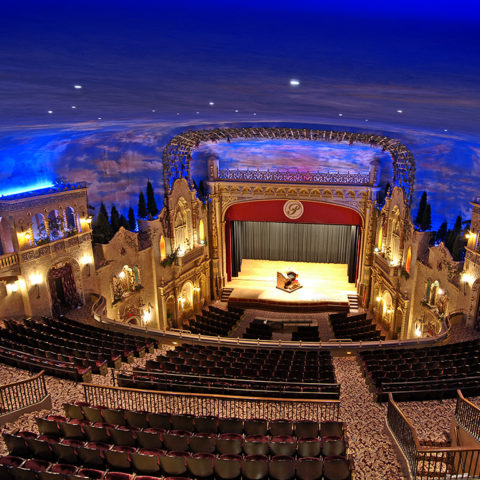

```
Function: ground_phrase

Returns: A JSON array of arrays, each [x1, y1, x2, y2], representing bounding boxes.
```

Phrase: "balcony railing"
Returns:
[[82, 383, 340, 422], [387, 392, 480, 479], [175, 245, 205, 268], [20, 232, 91, 262], [455, 390, 480, 443], [374, 252, 399, 278], [0, 252, 19, 270]]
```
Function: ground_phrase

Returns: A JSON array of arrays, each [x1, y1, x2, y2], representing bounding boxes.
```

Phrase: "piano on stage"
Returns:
[[276, 268, 302, 293]]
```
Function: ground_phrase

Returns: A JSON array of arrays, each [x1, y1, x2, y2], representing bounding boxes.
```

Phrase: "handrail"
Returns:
[[90, 296, 452, 351], [0, 370, 48, 415], [387, 392, 480, 479], [455, 389, 480, 443], [82, 382, 340, 422]]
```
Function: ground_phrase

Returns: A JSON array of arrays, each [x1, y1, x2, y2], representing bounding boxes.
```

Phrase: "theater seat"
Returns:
[[244, 435, 269, 455], [189, 432, 217, 453], [131, 448, 164, 475], [270, 419, 293, 436], [270, 435, 296, 456], [297, 437, 321, 458], [0, 455, 24, 480], [214, 454, 242, 480], [217, 433, 243, 455], [269, 455, 295, 480], [241, 454, 268, 480], [323, 456, 351, 480], [39, 463, 77, 480], [159, 451, 188, 476], [186, 452, 215, 478]]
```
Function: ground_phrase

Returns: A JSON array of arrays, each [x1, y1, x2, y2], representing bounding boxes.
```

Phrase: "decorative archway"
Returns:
[[165, 296, 176, 329], [160, 235, 167, 260], [48, 262, 81, 315]]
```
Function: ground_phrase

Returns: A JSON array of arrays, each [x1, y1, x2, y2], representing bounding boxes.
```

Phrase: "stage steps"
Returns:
[[348, 294, 360, 311], [221, 288, 234, 302]]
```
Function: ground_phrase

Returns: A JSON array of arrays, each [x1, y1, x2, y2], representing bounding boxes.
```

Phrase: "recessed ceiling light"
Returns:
[[74, 85, 82, 89], [235, 109, 239, 113], [290, 79, 300, 86], [47, 110, 53, 114], [71, 105, 76, 109], [338, 113, 343, 117], [444, 129, 448, 132], [209, 101, 215, 106], [98, 117, 102, 120], [397, 109, 403, 113]]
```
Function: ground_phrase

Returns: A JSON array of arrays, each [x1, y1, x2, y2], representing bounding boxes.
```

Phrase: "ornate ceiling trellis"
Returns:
[[162, 127, 416, 204]]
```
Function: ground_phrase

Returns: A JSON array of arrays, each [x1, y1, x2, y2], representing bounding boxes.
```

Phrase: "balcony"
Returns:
[[374, 252, 399, 279], [0, 252, 20, 276], [19, 232, 92, 263], [175, 245, 206, 269]]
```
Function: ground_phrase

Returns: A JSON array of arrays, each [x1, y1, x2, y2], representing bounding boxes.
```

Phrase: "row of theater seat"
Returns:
[[0, 453, 352, 480], [61, 403, 344, 438], [328, 313, 384, 342], [154, 344, 337, 384], [359, 339, 480, 401], [243, 320, 273, 340], [0, 344, 92, 382], [118, 371, 339, 399], [187, 306, 243, 337], [292, 327, 320, 342]]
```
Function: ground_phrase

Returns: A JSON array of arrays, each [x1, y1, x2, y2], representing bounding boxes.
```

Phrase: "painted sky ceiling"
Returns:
[[0, 1, 479, 229]]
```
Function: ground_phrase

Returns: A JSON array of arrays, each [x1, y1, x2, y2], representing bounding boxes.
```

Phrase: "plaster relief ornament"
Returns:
[[283, 200, 304, 220]]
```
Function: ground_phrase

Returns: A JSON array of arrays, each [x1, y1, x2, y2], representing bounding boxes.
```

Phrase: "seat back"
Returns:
[[214, 454, 242, 480], [241, 454, 269, 480], [295, 457, 323, 480], [186, 452, 215, 478], [269, 455, 295, 480]]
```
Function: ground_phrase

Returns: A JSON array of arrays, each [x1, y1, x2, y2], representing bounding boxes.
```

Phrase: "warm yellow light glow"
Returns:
[[466, 231, 476, 240], [415, 326, 422, 338], [6, 282, 18, 294], [376, 296, 381, 302], [119, 271, 125, 279], [462, 272, 475, 285], [80, 254, 93, 265], [30, 273, 42, 286], [438, 288, 444, 295], [142, 308, 152, 324]]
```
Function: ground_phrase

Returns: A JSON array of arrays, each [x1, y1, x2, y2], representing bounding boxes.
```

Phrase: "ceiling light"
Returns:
[[71, 105, 76, 109], [338, 113, 343, 117], [74, 85, 82, 89], [209, 101, 214, 106], [235, 109, 239, 113], [47, 110, 53, 114], [397, 109, 403, 113], [290, 79, 300, 86]]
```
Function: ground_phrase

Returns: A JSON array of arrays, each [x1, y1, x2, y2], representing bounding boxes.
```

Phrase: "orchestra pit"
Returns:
[[2, 127, 480, 480]]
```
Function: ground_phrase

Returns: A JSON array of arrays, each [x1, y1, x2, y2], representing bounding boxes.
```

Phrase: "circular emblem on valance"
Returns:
[[283, 200, 304, 219]]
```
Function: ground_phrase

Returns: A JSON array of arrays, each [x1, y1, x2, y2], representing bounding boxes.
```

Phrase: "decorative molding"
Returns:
[[283, 200, 304, 220]]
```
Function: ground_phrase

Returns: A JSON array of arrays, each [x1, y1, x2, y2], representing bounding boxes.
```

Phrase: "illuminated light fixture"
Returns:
[[0, 183, 54, 198], [194, 287, 200, 293], [152, 109, 156, 112], [119, 271, 126, 279], [172, 341, 177, 345], [196, 111, 200, 114], [397, 109, 403, 113], [415, 326, 422, 338], [48, 110, 53, 114], [289, 79, 300, 86], [235, 109, 239, 113], [74, 84, 82, 89], [338, 113, 343, 117], [253, 112, 257, 116], [465, 231, 475, 240], [461, 272, 475, 285], [6, 282, 18, 294], [365, 119, 369, 122], [80, 254, 93, 276], [176, 112, 180, 115], [98, 117, 102, 120], [209, 101, 215, 106], [72, 105, 76, 109], [438, 288, 444, 295], [444, 129, 448, 132], [30, 273, 42, 299], [24, 232, 31, 240], [177, 247, 185, 257], [375, 296, 381, 302], [374, 247, 379, 252], [142, 308, 152, 324]]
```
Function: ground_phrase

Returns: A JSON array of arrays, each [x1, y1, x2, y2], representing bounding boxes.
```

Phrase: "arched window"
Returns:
[[0, 218, 13, 254], [405, 246, 412, 274], [199, 219, 205, 244], [48, 210, 64, 240], [65, 207, 77, 231], [32, 213, 47, 243], [160, 236, 167, 260], [112, 264, 141, 302]]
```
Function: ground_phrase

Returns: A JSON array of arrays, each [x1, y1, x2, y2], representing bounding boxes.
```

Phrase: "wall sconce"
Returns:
[[438, 288, 444, 296], [142, 307, 152, 325], [178, 296, 185, 307], [194, 287, 200, 293], [466, 231, 476, 240], [80, 254, 93, 276], [119, 270, 126, 279], [30, 273, 42, 299], [374, 247, 379, 253], [6, 281, 18, 295], [375, 296, 381, 302]]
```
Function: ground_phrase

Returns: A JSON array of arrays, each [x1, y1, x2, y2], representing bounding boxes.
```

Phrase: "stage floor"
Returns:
[[226, 259, 356, 305]]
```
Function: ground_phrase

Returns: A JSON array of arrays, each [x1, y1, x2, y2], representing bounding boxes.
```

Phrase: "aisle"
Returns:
[[333, 356, 408, 480]]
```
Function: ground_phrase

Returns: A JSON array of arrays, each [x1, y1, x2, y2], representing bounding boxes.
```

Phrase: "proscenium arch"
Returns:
[[162, 127, 416, 204]]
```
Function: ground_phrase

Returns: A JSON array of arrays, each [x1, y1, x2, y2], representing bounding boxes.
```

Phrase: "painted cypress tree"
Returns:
[[138, 192, 147, 218], [119, 215, 129, 230], [420, 204, 432, 231], [436, 221, 448, 244], [146, 181, 159, 217], [93, 202, 113, 244], [110, 205, 120, 233], [415, 191, 427, 227], [128, 207, 136, 231]]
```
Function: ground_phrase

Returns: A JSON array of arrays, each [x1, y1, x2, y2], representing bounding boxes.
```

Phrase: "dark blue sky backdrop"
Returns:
[[0, 0, 479, 228]]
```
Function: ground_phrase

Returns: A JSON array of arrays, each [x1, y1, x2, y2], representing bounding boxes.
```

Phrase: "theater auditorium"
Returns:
[[0, 125, 480, 480]]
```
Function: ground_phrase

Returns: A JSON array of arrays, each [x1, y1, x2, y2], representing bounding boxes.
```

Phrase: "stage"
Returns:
[[226, 259, 356, 312]]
